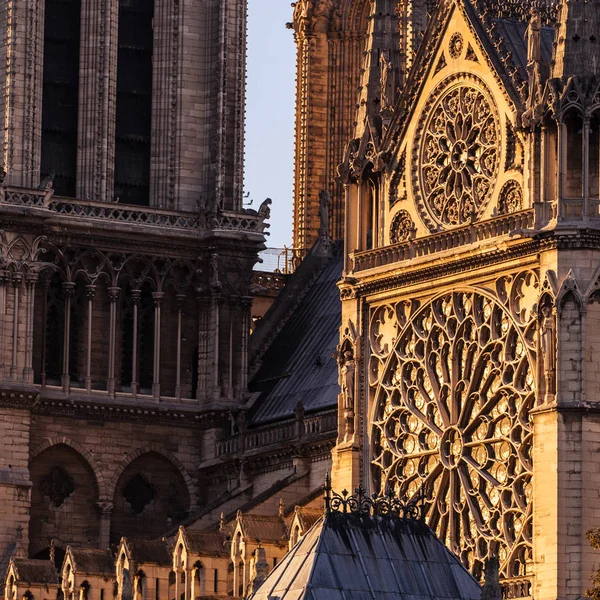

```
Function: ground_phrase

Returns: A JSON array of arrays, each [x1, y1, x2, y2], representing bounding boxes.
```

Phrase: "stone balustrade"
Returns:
[[1, 187, 267, 234], [215, 409, 338, 457], [351, 209, 535, 272]]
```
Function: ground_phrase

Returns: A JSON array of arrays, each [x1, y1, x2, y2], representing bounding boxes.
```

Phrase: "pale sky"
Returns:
[[245, 0, 296, 249]]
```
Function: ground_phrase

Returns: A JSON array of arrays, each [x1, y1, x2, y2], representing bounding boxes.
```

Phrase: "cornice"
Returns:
[[344, 228, 600, 299], [12, 392, 232, 430]]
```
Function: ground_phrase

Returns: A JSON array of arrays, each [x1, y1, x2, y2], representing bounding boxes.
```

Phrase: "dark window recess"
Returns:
[[40, 467, 75, 507], [114, 0, 154, 206], [45, 274, 64, 383], [41, 0, 81, 197], [123, 474, 155, 514]]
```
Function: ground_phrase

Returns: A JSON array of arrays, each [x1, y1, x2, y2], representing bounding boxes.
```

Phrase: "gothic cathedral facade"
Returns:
[[310, 0, 600, 598], [0, 0, 268, 565]]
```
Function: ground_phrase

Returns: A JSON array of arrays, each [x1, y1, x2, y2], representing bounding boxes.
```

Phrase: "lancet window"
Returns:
[[114, 0, 154, 205], [40, 0, 81, 196]]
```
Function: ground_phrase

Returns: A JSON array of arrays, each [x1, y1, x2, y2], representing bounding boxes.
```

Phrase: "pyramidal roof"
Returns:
[[248, 511, 482, 600]]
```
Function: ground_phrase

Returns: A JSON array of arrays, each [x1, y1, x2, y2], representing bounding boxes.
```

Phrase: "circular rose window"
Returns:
[[371, 289, 535, 579], [415, 79, 500, 229]]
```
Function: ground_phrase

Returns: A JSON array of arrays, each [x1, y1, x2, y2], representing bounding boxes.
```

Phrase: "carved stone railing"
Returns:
[[2, 187, 49, 207], [215, 409, 337, 457], [0, 187, 267, 234], [501, 577, 532, 599], [215, 210, 265, 233], [351, 209, 535, 272], [49, 197, 201, 229]]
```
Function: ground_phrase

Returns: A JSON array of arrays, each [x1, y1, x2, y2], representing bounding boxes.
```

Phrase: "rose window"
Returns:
[[417, 81, 499, 229], [371, 289, 535, 580]]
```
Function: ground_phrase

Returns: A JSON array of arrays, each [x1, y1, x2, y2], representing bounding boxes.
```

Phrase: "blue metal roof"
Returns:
[[249, 252, 343, 425], [249, 512, 482, 600]]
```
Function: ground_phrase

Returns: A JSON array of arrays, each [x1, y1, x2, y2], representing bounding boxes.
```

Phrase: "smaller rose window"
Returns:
[[418, 82, 500, 229]]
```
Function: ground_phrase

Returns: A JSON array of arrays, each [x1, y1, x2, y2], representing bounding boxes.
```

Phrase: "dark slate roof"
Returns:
[[240, 515, 288, 545], [491, 19, 555, 80], [12, 559, 59, 584], [184, 531, 229, 558], [249, 512, 482, 600], [69, 548, 114, 576], [249, 252, 343, 425], [127, 539, 171, 566]]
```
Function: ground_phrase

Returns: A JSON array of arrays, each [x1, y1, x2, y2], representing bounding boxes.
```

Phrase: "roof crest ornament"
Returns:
[[323, 473, 428, 519]]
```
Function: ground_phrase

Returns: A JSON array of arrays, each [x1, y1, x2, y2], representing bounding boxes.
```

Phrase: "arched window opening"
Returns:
[[564, 110, 584, 201], [589, 113, 600, 204], [138, 284, 155, 392], [362, 167, 379, 251], [78, 581, 89, 600], [44, 273, 64, 384], [121, 566, 132, 600], [114, 0, 154, 205], [69, 283, 86, 386], [134, 570, 145, 600], [545, 119, 558, 208], [41, 0, 81, 197], [192, 562, 203, 599], [120, 281, 135, 390]]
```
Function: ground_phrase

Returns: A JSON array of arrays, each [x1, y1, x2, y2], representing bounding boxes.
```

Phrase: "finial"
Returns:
[[219, 512, 225, 531], [49, 539, 56, 563], [278, 498, 286, 518]]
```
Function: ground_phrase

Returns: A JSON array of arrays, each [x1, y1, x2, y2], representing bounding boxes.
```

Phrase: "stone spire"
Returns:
[[353, 0, 402, 140], [552, 0, 600, 79]]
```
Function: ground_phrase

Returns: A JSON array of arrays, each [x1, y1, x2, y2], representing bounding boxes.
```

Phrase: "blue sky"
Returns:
[[245, 0, 296, 248]]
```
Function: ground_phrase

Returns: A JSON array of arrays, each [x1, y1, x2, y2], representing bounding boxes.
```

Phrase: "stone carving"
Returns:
[[448, 33, 464, 59], [340, 349, 355, 413], [258, 198, 272, 221], [539, 296, 556, 403], [416, 78, 500, 229], [380, 50, 395, 111], [319, 190, 330, 238], [389, 210, 415, 244], [371, 281, 537, 579], [498, 180, 523, 215], [40, 467, 75, 507]]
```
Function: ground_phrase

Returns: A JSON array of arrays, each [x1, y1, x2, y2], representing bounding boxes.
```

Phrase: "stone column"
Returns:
[[175, 294, 185, 400], [97, 501, 113, 549], [9, 273, 22, 380], [0, 271, 10, 378], [583, 116, 591, 217], [22, 273, 38, 383], [107, 286, 120, 398], [77, 0, 119, 201], [239, 297, 252, 395], [152, 292, 165, 401], [130, 289, 141, 398], [85, 285, 96, 392], [557, 118, 565, 219], [61, 282, 75, 392]]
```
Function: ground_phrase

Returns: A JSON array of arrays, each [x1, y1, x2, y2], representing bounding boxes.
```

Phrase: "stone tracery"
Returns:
[[416, 78, 500, 229], [371, 277, 538, 580]]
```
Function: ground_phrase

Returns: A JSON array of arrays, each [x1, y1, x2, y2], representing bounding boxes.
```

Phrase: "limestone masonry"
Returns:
[[2, 0, 600, 598]]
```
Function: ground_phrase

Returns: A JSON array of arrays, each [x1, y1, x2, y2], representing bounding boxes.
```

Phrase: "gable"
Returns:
[[383, 1, 529, 244]]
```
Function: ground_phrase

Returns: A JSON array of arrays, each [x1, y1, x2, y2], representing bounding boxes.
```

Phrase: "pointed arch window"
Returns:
[[40, 0, 82, 197], [114, 0, 154, 205]]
